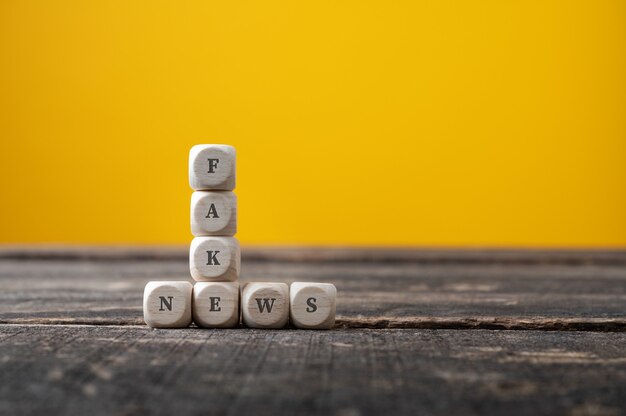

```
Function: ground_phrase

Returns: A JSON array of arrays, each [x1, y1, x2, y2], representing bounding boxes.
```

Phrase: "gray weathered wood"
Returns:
[[0, 247, 624, 330], [2, 245, 626, 264], [1, 247, 625, 415], [0, 325, 624, 416]]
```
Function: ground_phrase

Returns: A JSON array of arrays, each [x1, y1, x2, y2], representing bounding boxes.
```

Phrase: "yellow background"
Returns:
[[1, 1, 625, 246]]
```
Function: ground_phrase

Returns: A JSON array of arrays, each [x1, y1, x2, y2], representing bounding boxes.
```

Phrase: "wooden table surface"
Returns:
[[1, 246, 625, 416]]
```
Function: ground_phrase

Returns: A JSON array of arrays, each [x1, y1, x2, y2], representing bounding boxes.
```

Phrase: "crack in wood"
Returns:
[[2, 317, 625, 332], [335, 317, 626, 332]]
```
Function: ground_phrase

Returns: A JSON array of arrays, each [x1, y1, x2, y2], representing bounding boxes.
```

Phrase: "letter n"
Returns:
[[159, 296, 173, 311]]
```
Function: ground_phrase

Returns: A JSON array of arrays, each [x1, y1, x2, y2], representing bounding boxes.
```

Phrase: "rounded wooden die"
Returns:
[[193, 282, 240, 328], [143, 281, 193, 328], [189, 237, 240, 282], [289, 282, 336, 329], [241, 282, 289, 329], [189, 144, 236, 191], [191, 191, 237, 237]]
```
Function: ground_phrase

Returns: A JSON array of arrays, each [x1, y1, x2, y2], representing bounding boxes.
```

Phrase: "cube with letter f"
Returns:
[[189, 144, 236, 191]]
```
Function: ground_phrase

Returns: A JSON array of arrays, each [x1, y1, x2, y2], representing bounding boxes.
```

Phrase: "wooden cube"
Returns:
[[193, 282, 240, 328], [241, 282, 289, 329], [191, 191, 237, 236], [189, 144, 236, 191], [289, 282, 336, 329], [143, 281, 193, 328], [190, 237, 240, 281]]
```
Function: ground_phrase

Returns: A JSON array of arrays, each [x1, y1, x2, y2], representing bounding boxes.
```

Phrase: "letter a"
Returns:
[[205, 203, 219, 218]]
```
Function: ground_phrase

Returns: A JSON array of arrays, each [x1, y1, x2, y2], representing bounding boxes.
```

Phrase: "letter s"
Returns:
[[306, 297, 317, 313]]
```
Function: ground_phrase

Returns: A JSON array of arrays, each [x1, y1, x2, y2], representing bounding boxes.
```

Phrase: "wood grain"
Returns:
[[0, 325, 624, 416], [2, 245, 626, 264], [0, 247, 624, 330], [1, 247, 625, 415]]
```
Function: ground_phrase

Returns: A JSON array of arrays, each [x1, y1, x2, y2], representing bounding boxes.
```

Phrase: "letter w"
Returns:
[[255, 298, 276, 313]]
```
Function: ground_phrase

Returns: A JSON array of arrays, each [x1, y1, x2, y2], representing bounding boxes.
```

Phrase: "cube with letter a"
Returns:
[[191, 191, 237, 236]]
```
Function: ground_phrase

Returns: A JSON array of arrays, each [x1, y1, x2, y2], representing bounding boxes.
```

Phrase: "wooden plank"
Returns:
[[1, 248, 624, 414], [1, 245, 626, 265], [0, 250, 625, 330], [0, 325, 624, 416]]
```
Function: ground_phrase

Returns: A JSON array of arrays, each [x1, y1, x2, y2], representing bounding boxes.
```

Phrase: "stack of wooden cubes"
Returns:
[[143, 144, 336, 329], [189, 144, 241, 328]]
